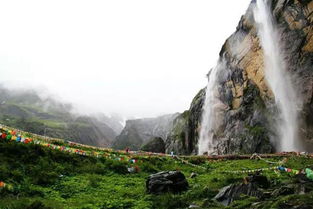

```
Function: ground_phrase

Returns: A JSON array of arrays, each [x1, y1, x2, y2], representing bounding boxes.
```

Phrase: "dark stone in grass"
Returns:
[[278, 203, 313, 209], [245, 173, 270, 189], [271, 186, 295, 197], [146, 171, 189, 194], [296, 173, 311, 184], [190, 172, 198, 178], [214, 174, 268, 206], [214, 183, 263, 206], [295, 173, 313, 194]]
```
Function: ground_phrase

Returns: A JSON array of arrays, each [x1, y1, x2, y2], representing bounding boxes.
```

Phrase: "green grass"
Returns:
[[0, 140, 313, 209]]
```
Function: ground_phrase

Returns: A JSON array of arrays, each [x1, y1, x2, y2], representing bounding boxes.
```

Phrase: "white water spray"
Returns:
[[198, 62, 224, 155], [254, 0, 299, 151]]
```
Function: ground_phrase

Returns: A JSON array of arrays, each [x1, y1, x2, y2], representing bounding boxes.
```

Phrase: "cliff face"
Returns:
[[168, 0, 313, 155], [112, 113, 179, 151], [165, 89, 205, 155]]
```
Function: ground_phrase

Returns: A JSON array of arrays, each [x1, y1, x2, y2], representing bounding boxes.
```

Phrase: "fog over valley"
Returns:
[[0, 0, 250, 119]]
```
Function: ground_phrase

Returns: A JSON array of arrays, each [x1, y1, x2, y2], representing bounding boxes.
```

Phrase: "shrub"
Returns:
[[32, 171, 59, 186], [26, 200, 52, 209], [104, 160, 128, 174], [139, 162, 158, 173], [88, 174, 101, 188]]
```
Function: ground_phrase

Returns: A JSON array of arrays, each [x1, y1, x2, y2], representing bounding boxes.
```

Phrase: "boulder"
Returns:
[[214, 173, 269, 206], [295, 173, 313, 194], [146, 171, 189, 194], [271, 186, 295, 197]]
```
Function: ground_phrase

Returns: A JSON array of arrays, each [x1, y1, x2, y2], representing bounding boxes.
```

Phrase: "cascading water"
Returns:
[[198, 62, 222, 155], [254, 0, 300, 151]]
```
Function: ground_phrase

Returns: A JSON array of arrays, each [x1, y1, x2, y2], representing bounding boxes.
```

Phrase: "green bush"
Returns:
[[150, 193, 189, 209], [139, 162, 159, 173], [26, 200, 53, 209], [33, 171, 59, 186], [104, 160, 128, 174], [100, 199, 134, 209], [88, 174, 101, 188]]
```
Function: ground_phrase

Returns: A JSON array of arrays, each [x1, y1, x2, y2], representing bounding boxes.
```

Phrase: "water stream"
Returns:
[[198, 0, 300, 155], [198, 63, 220, 155], [254, 0, 299, 151]]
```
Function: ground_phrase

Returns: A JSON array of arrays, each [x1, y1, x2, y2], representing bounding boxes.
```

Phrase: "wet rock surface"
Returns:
[[165, 89, 205, 155], [166, 0, 313, 155]]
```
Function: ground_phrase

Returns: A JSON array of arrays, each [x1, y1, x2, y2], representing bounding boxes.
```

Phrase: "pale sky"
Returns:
[[0, 0, 251, 118]]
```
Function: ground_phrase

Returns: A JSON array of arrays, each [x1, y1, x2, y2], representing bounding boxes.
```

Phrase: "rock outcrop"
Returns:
[[146, 171, 189, 194], [141, 137, 166, 153], [167, 0, 313, 155], [214, 174, 269, 206], [165, 89, 205, 155], [113, 113, 179, 150]]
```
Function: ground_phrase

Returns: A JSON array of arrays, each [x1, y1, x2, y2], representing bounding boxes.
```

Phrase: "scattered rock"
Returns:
[[295, 173, 313, 194], [214, 174, 268, 206], [215, 183, 263, 206], [190, 172, 198, 178], [271, 186, 295, 197], [146, 171, 189, 194], [296, 173, 311, 183], [127, 167, 136, 173], [244, 172, 270, 188]]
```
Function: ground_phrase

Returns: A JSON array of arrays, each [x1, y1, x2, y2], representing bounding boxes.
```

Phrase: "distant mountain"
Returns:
[[95, 113, 124, 136], [0, 85, 122, 147], [112, 113, 179, 151]]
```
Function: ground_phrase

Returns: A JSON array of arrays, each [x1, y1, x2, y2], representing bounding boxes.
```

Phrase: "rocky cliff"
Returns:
[[165, 89, 205, 155], [167, 0, 313, 155], [112, 113, 179, 151]]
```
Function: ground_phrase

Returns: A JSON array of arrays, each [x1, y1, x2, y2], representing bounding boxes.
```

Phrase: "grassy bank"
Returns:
[[1, 140, 313, 209]]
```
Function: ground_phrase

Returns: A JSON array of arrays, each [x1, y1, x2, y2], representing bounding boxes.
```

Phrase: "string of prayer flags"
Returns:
[[305, 168, 313, 181], [277, 166, 301, 175], [223, 166, 278, 174], [129, 159, 138, 163], [0, 181, 14, 191]]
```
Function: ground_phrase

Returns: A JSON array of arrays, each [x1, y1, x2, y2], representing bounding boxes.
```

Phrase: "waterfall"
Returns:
[[254, 0, 299, 151], [198, 62, 222, 155]]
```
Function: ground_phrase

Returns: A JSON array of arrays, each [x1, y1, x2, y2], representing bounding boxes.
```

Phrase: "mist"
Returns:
[[0, 0, 250, 119]]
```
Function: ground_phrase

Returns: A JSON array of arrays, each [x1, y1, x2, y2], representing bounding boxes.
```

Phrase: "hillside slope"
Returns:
[[1, 128, 313, 209], [0, 86, 123, 147]]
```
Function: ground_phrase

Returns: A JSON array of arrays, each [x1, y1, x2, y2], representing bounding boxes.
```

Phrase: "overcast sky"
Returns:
[[0, 0, 251, 118]]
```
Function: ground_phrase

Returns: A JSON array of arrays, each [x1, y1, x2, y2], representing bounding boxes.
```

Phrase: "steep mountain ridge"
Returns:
[[167, 0, 313, 155], [113, 113, 179, 151]]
